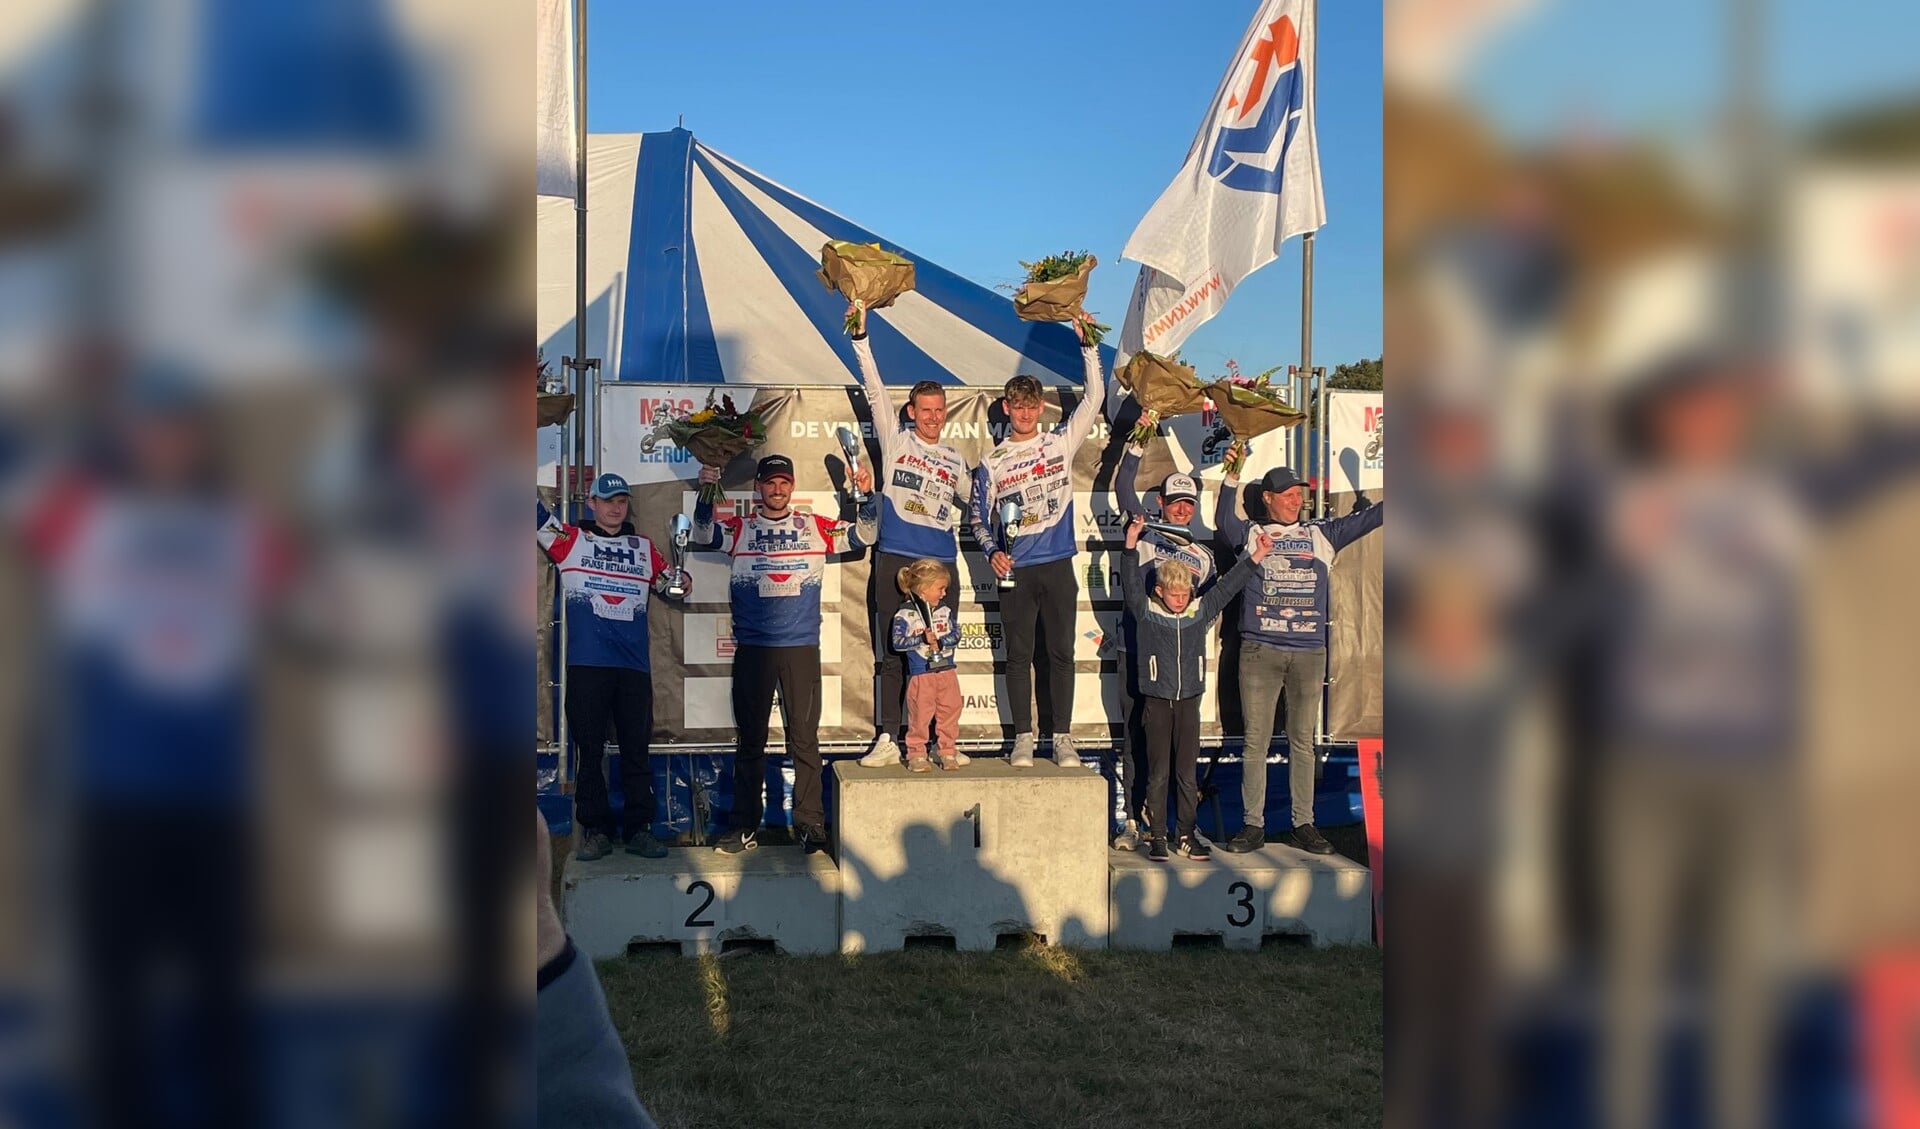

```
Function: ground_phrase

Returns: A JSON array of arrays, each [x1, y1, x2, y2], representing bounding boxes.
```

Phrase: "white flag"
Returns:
[[536, 0, 579, 200], [1119, 0, 1325, 360]]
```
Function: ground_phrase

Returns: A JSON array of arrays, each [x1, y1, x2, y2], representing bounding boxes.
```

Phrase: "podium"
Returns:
[[565, 846, 840, 958], [836, 759, 1109, 952], [1108, 841, 1371, 950], [560, 755, 1373, 956]]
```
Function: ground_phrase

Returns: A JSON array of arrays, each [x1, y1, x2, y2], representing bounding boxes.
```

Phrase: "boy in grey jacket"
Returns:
[[1118, 515, 1273, 860]]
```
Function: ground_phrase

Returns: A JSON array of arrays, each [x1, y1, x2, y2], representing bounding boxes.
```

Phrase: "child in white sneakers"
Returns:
[[889, 559, 963, 772]]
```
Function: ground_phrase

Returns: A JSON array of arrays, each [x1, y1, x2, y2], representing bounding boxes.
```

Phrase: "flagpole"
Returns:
[[563, 0, 590, 793], [1295, 0, 1319, 479], [570, 0, 591, 519]]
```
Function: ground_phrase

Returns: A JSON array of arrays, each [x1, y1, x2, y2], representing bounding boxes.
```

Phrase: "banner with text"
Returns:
[[592, 382, 1378, 746]]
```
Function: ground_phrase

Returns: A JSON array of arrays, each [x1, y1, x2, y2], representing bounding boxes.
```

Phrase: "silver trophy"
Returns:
[[1143, 519, 1196, 546], [909, 590, 943, 665], [995, 498, 1022, 590], [837, 426, 868, 506], [662, 512, 692, 599]]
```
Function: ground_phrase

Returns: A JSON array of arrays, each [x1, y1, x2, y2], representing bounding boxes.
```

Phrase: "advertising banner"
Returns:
[[587, 381, 1378, 747]]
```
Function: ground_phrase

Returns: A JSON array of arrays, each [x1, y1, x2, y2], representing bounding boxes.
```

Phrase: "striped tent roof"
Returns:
[[537, 129, 1114, 386]]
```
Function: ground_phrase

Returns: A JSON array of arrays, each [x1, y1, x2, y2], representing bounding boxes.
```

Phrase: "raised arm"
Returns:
[[849, 490, 879, 549], [968, 462, 1000, 558], [849, 306, 898, 466], [1214, 464, 1250, 545], [1195, 531, 1271, 625], [1116, 435, 1148, 517], [1058, 343, 1107, 455], [1321, 500, 1384, 553], [1117, 516, 1150, 616], [689, 466, 729, 550]]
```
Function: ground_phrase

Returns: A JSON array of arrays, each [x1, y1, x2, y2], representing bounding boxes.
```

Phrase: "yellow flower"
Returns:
[[689, 409, 716, 424]]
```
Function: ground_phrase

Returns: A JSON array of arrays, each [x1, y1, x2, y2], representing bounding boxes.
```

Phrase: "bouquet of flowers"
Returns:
[[818, 241, 917, 334], [1009, 250, 1109, 345], [536, 355, 575, 427], [1204, 360, 1305, 474], [1115, 351, 1207, 447], [639, 392, 770, 502]]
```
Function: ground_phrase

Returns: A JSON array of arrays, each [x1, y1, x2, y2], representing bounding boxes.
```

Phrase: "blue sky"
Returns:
[[1466, 0, 1918, 142], [583, 0, 1383, 378]]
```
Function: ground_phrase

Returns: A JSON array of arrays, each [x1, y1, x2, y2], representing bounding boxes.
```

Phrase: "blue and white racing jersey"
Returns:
[[1216, 500, 1384, 651], [539, 516, 669, 671], [1115, 441, 1216, 591], [691, 501, 875, 648], [853, 335, 970, 561], [969, 347, 1106, 567]]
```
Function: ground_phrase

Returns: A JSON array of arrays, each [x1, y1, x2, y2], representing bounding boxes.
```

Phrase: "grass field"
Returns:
[[600, 943, 1381, 1129], [595, 819, 1379, 1129]]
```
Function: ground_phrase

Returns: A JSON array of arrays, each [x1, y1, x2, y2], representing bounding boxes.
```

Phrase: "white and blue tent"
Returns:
[[537, 128, 1114, 386]]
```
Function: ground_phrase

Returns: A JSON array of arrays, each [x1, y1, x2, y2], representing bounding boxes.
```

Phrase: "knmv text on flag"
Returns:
[[1118, 0, 1326, 361]]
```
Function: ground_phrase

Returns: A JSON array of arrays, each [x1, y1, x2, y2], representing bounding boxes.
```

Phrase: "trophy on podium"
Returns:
[[995, 498, 1023, 590], [837, 426, 868, 506], [662, 512, 693, 599], [1143, 519, 1196, 547]]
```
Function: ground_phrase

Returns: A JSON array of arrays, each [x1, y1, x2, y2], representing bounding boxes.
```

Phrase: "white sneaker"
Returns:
[[858, 734, 900, 768], [1112, 819, 1141, 851], [954, 751, 971, 766], [1052, 733, 1082, 769], [1009, 733, 1036, 767]]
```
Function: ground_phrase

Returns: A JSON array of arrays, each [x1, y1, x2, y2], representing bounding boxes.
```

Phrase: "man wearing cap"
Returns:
[[1215, 453, 1383, 854], [845, 303, 973, 769], [540, 472, 687, 861], [692, 455, 876, 855], [1109, 432, 1218, 848]]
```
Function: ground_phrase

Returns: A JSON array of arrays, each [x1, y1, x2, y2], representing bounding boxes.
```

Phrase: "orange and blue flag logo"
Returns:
[[1205, 14, 1305, 194]]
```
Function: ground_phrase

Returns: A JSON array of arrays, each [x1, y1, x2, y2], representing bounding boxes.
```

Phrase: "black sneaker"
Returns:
[[1146, 836, 1171, 862], [1220, 825, 1266, 854], [1177, 834, 1212, 861], [714, 828, 758, 855], [574, 831, 612, 861], [625, 830, 668, 859], [796, 823, 831, 856], [1286, 824, 1337, 855]]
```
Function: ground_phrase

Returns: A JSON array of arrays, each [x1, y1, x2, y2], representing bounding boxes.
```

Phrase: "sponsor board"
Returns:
[[684, 613, 843, 665]]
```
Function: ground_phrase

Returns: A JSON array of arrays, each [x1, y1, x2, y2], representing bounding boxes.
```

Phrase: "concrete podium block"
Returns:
[[563, 846, 839, 958], [1108, 841, 1371, 951], [836, 759, 1109, 952]]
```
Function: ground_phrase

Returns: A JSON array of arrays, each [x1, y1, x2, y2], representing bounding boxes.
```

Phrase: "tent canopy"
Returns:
[[537, 128, 1113, 386]]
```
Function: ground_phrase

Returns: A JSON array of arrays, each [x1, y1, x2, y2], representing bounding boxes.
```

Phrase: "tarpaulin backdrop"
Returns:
[[582, 382, 1383, 748]]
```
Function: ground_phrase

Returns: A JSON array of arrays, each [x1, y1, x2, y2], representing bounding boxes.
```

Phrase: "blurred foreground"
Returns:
[[1386, 1, 1920, 1126], [0, 1, 532, 1125]]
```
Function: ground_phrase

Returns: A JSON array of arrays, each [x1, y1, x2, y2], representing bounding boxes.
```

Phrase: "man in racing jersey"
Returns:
[[1215, 461, 1383, 854], [1109, 429, 1217, 846], [847, 302, 973, 769], [693, 454, 876, 856], [540, 472, 686, 861], [969, 322, 1105, 767]]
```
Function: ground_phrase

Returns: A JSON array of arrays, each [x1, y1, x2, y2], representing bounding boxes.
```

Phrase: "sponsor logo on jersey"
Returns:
[[591, 542, 637, 566], [892, 468, 925, 492]]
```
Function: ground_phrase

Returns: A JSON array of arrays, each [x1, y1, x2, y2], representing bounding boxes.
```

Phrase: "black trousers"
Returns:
[[732, 644, 824, 828], [871, 551, 960, 738], [999, 556, 1079, 735], [565, 665, 655, 838], [1113, 634, 1150, 825], [1143, 695, 1203, 838], [78, 805, 254, 1129]]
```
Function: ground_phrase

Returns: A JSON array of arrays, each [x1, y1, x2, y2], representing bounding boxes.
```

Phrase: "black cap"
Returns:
[[1259, 466, 1305, 493], [755, 454, 795, 482]]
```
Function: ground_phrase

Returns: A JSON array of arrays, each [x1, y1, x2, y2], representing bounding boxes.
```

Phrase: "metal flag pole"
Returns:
[[556, 0, 592, 791]]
